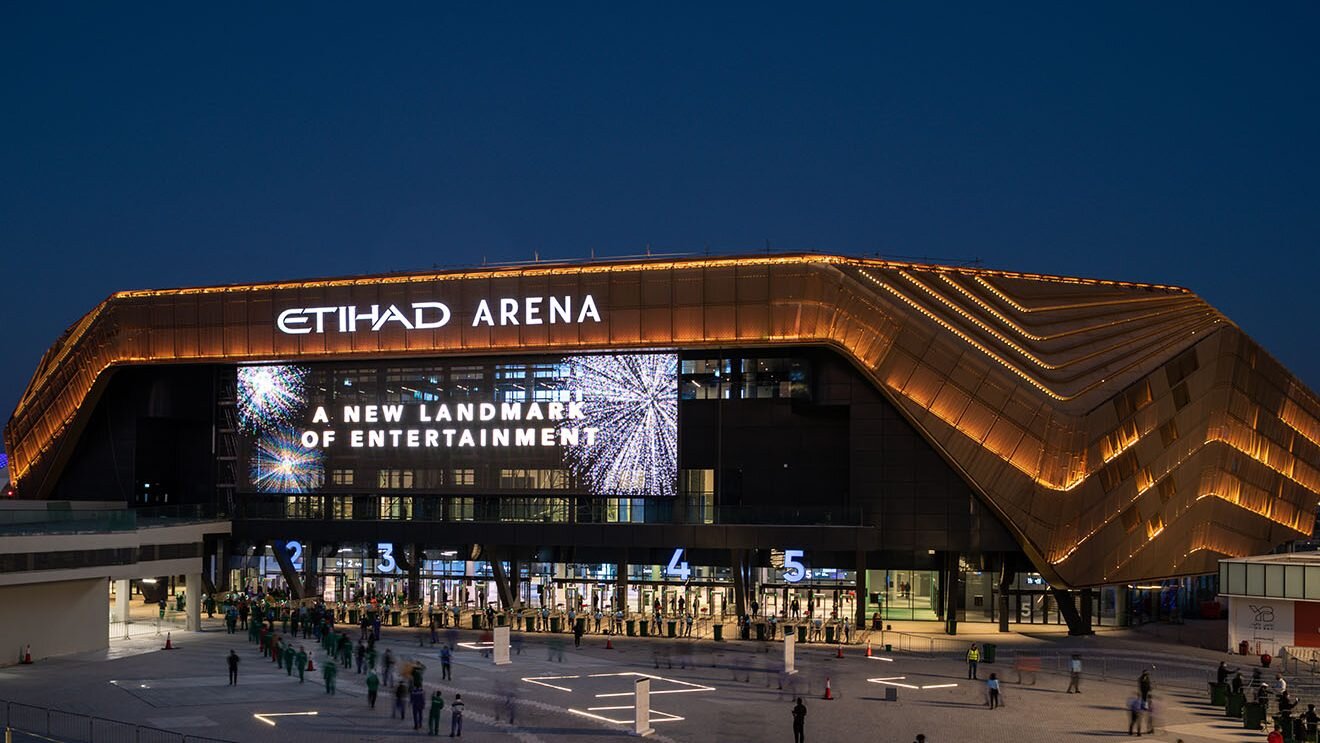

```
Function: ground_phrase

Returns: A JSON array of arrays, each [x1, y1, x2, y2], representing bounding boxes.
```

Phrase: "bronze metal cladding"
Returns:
[[6, 254, 1320, 587]]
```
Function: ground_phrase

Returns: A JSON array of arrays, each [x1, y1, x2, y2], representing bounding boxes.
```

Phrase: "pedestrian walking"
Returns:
[[1067, 653, 1082, 693], [441, 645, 452, 680], [384, 648, 396, 687], [411, 684, 426, 729], [393, 680, 408, 719], [356, 640, 366, 674], [450, 694, 465, 737], [283, 642, 295, 676], [1138, 669, 1152, 703], [987, 673, 1001, 709], [366, 668, 380, 708], [966, 643, 980, 680], [1127, 694, 1144, 736], [227, 650, 240, 685], [322, 657, 338, 694], [295, 646, 308, 683], [791, 697, 806, 743], [428, 690, 444, 735]]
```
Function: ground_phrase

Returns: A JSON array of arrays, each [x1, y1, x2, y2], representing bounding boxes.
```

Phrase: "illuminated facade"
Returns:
[[6, 254, 1320, 606]]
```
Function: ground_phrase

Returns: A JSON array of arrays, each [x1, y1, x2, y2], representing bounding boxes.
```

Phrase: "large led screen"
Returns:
[[236, 353, 679, 498]]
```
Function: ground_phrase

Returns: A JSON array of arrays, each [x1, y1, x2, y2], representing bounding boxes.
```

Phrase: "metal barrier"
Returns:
[[1, 700, 234, 743]]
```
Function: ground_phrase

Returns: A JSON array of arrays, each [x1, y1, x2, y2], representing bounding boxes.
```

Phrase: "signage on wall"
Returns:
[[236, 353, 680, 498], [276, 295, 602, 335], [377, 543, 398, 573]]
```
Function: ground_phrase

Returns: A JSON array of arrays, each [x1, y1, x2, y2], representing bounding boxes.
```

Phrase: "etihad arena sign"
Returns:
[[275, 294, 602, 334]]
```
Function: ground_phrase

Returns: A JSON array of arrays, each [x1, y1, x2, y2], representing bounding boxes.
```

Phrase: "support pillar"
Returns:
[[854, 550, 867, 628], [731, 550, 747, 618], [272, 541, 305, 600], [1081, 588, 1094, 633], [1114, 585, 1130, 627], [185, 573, 202, 631], [114, 579, 130, 623], [407, 544, 422, 604], [942, 552, 958, 636], [491, 550, 517, 611], [302, 542, 320, 600], [998, 558, 1013, 633], [615, 560, 627, 613], [1050, 587, 1091, 635]]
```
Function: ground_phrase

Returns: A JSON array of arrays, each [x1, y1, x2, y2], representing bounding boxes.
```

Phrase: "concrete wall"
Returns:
[[0, 578, 107, 665]]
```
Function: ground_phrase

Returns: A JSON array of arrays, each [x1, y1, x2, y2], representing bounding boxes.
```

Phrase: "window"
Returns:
[[451, 469, 475, 487], [377, 469, 415, 489], [284, 496, 323, 519], [1158, 420, 1179, 448], [331, 495, 353, 519], [450, 366, 484, 398], [681, 469, 715, 496], [379, 496, 413, 520], [498, 469, 567, 489], [1099, 451, 1138, 492], [1165, 348, 1199, 388], [449, 497, 475, 521], [331, 469, 355, 486], [1121, 506, 1140, 534], [1157, 477, 1177, 504], [1171, 383, 1191, 410], [1113, 380, 1153, 420]]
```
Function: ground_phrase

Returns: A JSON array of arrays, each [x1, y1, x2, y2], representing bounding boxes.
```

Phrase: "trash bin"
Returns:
[[407, 611, 420, 627], [797, 625, 807, 643], [1227, 692, 1246, 717], [872, 613, 882, 631], [627, 619, 636, 637], [498, 613, 508, 627], [755, 623, 766, 641], [390, 610, 401, 626], [1210, 682, 1228, 706], [471, 614, 482, 630], [825, 626, 835, 644], [349, 609, 359, 624], [713, 623, 724, 641], [1243, 701, 1265, 730], [639, 619, 649, 636], [667, 621, 677, 638], [551, 616, 562, 633], [884, 643, 893, 652], [983, 643, 997, 663]]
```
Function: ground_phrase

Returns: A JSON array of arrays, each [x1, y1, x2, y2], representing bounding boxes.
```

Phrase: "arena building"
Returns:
[[7, 253, 1320, 636]]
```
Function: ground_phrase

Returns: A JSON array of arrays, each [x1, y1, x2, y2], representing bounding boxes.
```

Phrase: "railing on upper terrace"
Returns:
[[235, 495, 867, 527], [0, 504, 228, 536]]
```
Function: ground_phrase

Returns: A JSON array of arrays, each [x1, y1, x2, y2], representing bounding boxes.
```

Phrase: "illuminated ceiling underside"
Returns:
[[7, 254, 1320, 587]]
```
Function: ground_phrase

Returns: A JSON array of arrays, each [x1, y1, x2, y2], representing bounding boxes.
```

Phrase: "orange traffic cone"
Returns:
[[836, 643, 844, 659], [163, 632, 175, 650], [605, 637, 614, 650], [823, 676, 833, 700], [866, 641, 872, 658], [306, 657, 316, 672], [20, 644, 33, 664]]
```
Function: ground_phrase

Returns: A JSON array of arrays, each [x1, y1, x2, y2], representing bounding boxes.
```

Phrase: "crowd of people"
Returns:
[[231, 594, 473, 736]]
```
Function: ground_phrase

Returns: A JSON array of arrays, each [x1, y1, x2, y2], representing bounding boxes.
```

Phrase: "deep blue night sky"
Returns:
[[2, 4, 1318, 426]]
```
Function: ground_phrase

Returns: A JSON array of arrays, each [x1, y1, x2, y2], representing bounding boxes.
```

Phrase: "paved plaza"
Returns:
[[0, 615, 1299, 742]]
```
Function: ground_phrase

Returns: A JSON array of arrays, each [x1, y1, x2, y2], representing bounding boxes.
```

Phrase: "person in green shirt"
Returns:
[[428, 690, 444, 735], [366, 668, 380, 708], [295, 646, 308, 683], [322, 657, 338, 694]]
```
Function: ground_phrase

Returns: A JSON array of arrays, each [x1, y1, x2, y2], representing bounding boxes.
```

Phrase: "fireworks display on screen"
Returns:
[[251, 427, 325, 493], [237, 364, 308, 432], [559, 353, 678, 497]]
